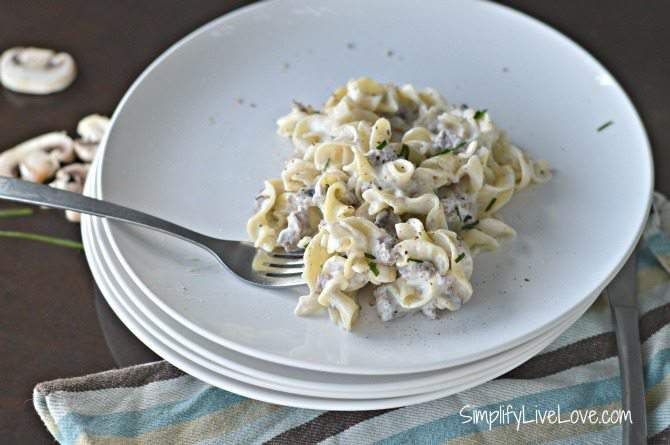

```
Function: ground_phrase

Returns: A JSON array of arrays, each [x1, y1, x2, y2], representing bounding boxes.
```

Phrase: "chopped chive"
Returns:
[[455, 252, 465, 263], [433, 148, 453, 157], [368, 261, 379, 276], [597, 120, 613, 132], [474, 109, 487, 120], [399, 144, 410, 160], [376, 140, 388, 150], [408, 258, 423, 263], [324, 158, 330, 170], [485, 197, 497, 212], [364, 253, 376, 259], [463, 214, 472, 222], [462, 220, 479, 230], [0, 207, 34, 218], [432, 141, 466, 158], [454, 206, 462, 221], [0, 230, 83, 250]]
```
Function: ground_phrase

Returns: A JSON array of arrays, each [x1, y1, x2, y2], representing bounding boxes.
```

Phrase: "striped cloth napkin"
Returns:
[[34, 193, 670, 445]]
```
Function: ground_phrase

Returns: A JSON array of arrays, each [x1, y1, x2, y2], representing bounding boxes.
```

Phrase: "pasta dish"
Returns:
[[247, 78, 550, 330]]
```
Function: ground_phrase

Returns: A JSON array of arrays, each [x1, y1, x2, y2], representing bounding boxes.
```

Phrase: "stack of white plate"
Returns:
[[80, 0, 652, 410]]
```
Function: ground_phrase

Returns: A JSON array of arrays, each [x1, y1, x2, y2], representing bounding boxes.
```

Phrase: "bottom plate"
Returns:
[[90, 156, 599, 399], [85, 219, 578, 409], [82, 157, 591, 409]]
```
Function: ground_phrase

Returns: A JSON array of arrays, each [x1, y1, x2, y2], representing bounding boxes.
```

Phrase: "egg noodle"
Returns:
[[247, 78, 550, 330]]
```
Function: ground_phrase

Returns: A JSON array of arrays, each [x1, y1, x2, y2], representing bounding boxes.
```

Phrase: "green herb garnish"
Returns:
[[0, 230, 83, 250], [597, 121, 613, 132], [408, 258, 423, 263], [323, 159, 330, 170], [474, 109, 487, 120], [455, 253, 466, 263], [368, 261, 379, 276], [365, 253, 376, 260], [399, 144, 410, 160], [462, 220, 479, 230], [0, 207, 34, 218], [432, 141, 466, 158], [376, 140, 388, 150], [463, 214, 472, 222], [454, 206, 462, 221], [434, 148, 453, 157], [485, 197, 497, 212]]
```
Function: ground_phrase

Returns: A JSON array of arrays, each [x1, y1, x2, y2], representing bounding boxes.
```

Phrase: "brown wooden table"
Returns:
[[1, 1, 668, 443]]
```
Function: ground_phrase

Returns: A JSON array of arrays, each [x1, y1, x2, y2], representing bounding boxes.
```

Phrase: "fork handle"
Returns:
[[611, 303, 648, 445], [0, 176, 214, 247]]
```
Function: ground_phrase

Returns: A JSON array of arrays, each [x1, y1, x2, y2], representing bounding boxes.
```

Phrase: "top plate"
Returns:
[[98, 0, 652, 374]]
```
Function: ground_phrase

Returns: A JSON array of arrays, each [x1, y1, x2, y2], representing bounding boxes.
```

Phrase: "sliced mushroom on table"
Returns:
[[72, 140, 97, 162], [19, 150, 60, 183], [49, 163, 90, 222], [0, 47, 77, 94], [73, 114, 110, 161], [77, 114, 110, 142], [0, 112, 109, 222], [0, 132, 74, 181]]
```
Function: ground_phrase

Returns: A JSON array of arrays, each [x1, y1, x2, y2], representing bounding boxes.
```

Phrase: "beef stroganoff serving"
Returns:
[[247, 78, 551, 331]]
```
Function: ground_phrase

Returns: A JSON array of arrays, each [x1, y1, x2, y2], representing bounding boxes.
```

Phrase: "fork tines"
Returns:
[[252, 248, 305, 277], [270, 250, 304, 259]]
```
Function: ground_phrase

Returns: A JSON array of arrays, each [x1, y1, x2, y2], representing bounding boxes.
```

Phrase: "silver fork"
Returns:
[[607, 245, 647, 445], [0, 177, 305, 287]]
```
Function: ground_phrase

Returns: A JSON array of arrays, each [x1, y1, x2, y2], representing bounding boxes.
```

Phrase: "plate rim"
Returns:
[[82, 207, 581, 409], [87, 157, 591, 398], [96, 0, 654, 374]]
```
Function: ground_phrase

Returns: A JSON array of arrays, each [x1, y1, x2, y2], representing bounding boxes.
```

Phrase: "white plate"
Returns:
[[87, 158, 594, 400], [89, 191, 590, 398], [85, 230, 573, 410], [82, 194, 582, 408], [86, 223, 579, 407], [98, 0, 652, 374]]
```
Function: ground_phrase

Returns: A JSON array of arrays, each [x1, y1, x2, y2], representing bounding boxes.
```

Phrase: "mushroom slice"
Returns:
[[77, 114, 110, 143], [73, 140, 98, 162], [0, 132, 73, 178], [0, 47, 77, 94], [50, 162, 89, 193], [73, 114, 110, 161], [47, 138, 76, 164], [49, 163, 90, 222], [19, 151, 60, 183]]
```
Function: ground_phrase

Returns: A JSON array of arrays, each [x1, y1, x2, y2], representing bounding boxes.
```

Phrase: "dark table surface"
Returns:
[[1, 1, 669, 443]]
